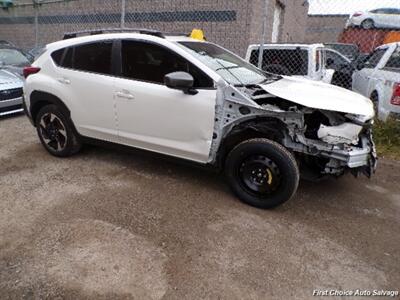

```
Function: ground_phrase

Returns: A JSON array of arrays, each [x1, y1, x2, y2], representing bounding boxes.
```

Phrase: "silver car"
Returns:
[[346, 8, 400, 30], [0, 47, 29, 116], [0, 70, 24, 116]]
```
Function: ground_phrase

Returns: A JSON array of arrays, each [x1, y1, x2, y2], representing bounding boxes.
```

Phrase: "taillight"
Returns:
[[353, 12, 363, 17], [391, 83, 400, 106], [23, 66, 41, 79]]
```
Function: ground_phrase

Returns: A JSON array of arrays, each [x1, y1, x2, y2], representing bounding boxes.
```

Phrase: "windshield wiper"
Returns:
[[215, 65, 241, 72]]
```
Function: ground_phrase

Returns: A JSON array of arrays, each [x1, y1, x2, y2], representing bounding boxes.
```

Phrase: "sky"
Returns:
[[308, 0, 400, 15]]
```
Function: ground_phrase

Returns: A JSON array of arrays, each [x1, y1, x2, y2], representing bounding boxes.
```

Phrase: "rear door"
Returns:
[[54, 41, 118, 142], [113, 39, 216, 163]]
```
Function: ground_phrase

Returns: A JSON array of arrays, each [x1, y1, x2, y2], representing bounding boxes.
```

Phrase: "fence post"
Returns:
[[121, 0, 126, 28], [34, 0, 39, 47], [257, 0, 270, 69]]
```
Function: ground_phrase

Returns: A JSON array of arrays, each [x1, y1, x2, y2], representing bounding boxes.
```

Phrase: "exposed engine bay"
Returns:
[[210, 80, 377, 179]]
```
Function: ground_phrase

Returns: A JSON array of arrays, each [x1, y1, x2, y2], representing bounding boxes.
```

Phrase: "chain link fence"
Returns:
[[0, 0, 399, 99]]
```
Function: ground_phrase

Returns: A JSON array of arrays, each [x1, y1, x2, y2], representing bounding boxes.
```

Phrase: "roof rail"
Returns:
[[63, 28, 165, 40]]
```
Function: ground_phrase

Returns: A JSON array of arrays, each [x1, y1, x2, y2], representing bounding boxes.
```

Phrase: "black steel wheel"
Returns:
[[370, 91, 379, 117], [225, 138, 299, 209], [35, 104, 81, 157], [239, 155, 282, 195]]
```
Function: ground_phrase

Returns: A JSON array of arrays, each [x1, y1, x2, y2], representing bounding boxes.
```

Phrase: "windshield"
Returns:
[[0, 48, 30, 67], [178, 41, 268, 86]]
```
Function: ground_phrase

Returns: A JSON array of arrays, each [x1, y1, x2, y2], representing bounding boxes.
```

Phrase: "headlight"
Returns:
[[345, 114, 372, 126]]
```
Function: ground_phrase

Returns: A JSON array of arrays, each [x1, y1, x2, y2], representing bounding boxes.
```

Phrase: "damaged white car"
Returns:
[[23, 29, 377, 209]]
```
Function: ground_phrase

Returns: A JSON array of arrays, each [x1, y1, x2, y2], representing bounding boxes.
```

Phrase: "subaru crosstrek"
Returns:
[[23, 28, 377, 209]]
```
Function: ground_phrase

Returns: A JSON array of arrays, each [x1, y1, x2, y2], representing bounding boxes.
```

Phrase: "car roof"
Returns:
[[248, 43, 324, 49], [376, 42, 400, 49], [45, 32, 202, 51]]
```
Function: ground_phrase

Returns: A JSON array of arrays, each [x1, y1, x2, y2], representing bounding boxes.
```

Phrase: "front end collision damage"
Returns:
[[209, 79, 377, 179]]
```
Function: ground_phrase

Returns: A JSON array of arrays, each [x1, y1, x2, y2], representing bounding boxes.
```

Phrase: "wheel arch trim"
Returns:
[[29, 90, 71, 126]]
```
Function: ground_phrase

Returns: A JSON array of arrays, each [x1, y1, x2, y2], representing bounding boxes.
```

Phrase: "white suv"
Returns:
[[23, 29, 377, 209]]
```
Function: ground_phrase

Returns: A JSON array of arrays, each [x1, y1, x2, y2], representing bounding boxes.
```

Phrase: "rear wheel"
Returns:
[[35, 104, 81, 157], [370, 91, 379, 117], [225, 138, 299, 209], [361, 19, 374, 29]]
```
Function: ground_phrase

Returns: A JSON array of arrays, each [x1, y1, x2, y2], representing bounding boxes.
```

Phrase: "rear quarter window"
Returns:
[[250, 48, 309, 76], [51, 48, 64, 65]]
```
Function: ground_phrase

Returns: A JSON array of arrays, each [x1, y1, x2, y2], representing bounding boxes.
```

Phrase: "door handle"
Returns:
[[57, 77, 70, 84], [116, 91, 134, 100]]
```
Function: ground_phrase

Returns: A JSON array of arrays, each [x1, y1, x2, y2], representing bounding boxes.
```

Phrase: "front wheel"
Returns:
[[225, 138, 300, 209], [361, 19, 374, 29]]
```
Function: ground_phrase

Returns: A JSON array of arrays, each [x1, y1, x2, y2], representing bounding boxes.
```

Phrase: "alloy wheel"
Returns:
[[39, 113, 68, 152]]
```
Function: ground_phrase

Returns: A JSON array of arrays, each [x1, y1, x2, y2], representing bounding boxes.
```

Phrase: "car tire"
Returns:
[[370, 91, 379, 117], [225, 138, 300, 209], [361, 19, 374, 29], [35, 104, 82, 157]]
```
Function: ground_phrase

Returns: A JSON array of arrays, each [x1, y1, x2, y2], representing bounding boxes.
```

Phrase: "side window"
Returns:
[[364, 49, 386, 69], [324, 50, 348, 67], [249, 49, 259, 66], [121, 40, 213, 88], [249, 48, 308, 75], [51, 48, 64, 65], [62, 47, 74, 69], [385, 48, 400, 70], [73, 41, 113, 75]]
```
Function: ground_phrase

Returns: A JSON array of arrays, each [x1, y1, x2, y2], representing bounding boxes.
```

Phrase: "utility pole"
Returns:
[[33, 0, 39, 47], [257, 0, 270, 69], [121, 0, 126, 28]]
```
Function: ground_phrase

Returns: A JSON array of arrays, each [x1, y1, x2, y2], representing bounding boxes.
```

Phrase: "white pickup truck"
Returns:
[[353, 42, 400, 121], [245, 43, 354, 89]]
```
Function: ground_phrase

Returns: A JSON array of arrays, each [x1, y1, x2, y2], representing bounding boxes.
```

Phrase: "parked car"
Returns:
[[0, 40, 14, 47], [27, 45, 46, 61], [0, 68, 24, 116], [23, 29, 376, 209], [353, 42, 400, 121], [346, 8, 400, 30], [0, 46, 31, 76], [245, 43, 354, 89]]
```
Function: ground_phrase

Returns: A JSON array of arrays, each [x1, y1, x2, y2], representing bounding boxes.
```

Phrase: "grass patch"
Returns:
[[373, 118, 400, 160]]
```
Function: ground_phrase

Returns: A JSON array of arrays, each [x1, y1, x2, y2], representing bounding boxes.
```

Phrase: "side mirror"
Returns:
[[164, 71, 198, 95]]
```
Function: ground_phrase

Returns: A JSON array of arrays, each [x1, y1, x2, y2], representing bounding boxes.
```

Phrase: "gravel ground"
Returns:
[[1, 114, 399, 300]]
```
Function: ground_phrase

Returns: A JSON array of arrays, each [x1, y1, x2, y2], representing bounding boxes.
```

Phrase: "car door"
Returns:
[[352, 48, 386, 96], [388, 9, 400, 29], [114, 39, 216, 163], [371, 9, 390, 27], [55, 41, 118, 142], [321, 49, 350, 84]]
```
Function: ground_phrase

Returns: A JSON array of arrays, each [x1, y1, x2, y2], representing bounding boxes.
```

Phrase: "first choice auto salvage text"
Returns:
[[313, 289, 399, 297]]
